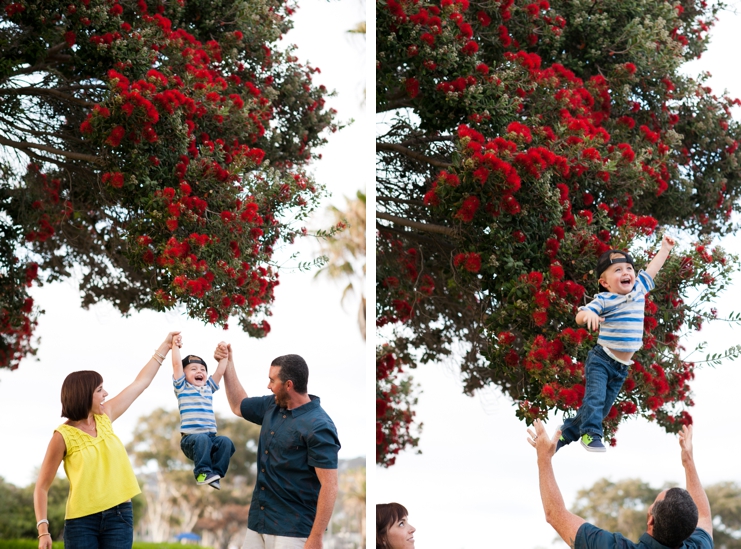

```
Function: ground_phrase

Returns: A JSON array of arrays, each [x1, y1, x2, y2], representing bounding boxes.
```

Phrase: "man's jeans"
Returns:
[[242, 528, 308, 549], [561, 345, 629, 441], [63, 501, 133, 549], [181, 432, 235, 478]]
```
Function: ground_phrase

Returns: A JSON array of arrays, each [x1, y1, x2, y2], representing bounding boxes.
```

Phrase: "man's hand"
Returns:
[[527, 419, 561, 462], [679, 424, 694, 467], [214, 342, 228, 361], [304, 535, 323, 549]]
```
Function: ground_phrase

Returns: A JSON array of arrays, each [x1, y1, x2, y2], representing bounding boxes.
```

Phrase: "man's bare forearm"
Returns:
[[223, 357, 247, 416], [538, 456, 585, 546], [307, 478, 338, 546], [684, 456, 712, 534]]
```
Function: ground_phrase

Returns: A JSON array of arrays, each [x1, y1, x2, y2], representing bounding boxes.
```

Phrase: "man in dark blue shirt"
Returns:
[[217, 344, 340, 549], [527, 421, 713, 549]]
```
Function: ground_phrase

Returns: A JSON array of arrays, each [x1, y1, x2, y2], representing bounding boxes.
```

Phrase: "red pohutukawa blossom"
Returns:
[[377, 0, 741, 464], [1, 0, 339, 369]]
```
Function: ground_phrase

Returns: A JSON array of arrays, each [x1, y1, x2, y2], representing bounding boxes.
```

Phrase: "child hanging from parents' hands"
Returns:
[[172, 334, 235, 489]]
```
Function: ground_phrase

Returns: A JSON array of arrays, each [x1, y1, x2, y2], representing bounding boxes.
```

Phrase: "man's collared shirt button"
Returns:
[[261, 487, 265, 490], [271, 431, 274, 435], [264, 450, 268, 454], [260, 506, 264, 510], [261, 468, 265, 472], [283, 414, 286, 418]]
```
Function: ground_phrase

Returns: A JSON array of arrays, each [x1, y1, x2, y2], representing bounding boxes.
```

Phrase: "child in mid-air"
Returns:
[[557, 234, 675, 452], [172, 334, 235, 488]]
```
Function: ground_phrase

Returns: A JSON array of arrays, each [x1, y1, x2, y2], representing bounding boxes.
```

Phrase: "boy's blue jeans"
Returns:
[[63, 501, 133, 549], [181, 432, 236, 479], [561, 345, 630, 442]]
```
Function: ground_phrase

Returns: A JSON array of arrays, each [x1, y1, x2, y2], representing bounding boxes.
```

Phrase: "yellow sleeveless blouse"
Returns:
[[56, 413, 141, 519]]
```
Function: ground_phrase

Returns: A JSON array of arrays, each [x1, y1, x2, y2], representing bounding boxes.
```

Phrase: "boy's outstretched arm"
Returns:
[[172, 334, 184, 379], [211, 344, 228, 386], [645, 234, 675, 280]]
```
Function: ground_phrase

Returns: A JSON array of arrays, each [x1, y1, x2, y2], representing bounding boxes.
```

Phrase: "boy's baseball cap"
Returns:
[[182, 354, 208, 372], [596, 249, 634, 278]]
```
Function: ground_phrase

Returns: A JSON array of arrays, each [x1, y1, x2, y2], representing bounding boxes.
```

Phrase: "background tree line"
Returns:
[[0, 409, 365, 549]]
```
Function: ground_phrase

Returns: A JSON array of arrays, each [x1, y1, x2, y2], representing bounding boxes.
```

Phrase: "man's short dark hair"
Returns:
[[61, 370, 103, 420], [271, 354, 308, 394], [651, 487, 699, 548]]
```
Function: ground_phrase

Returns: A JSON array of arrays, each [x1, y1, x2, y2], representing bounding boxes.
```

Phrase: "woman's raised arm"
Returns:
[[105, 331, 179, 422]]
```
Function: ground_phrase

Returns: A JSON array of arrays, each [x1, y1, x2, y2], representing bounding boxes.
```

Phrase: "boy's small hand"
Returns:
[[662, 234, 676, 250], [583, 311, 604, 331]]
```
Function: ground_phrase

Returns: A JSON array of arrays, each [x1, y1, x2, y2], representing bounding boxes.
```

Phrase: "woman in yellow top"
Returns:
[[33, 331, 180, 549]]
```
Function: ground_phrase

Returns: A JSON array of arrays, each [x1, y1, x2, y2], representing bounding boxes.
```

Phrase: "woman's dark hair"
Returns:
[[61, 371, 103, 420], [651, 487, 698, 548], [271, 354, 309, 394], [376, 502, 408, 549]]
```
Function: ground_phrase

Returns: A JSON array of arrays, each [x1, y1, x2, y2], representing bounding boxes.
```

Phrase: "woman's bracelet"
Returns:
[[154, 350, 166, 360], [152, 354, 163, 365], [38, 533, 51, 539], [36, 519, 49, 529]]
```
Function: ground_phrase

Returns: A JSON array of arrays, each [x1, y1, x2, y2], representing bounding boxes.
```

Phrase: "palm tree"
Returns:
[[315, 191, 366, 339]]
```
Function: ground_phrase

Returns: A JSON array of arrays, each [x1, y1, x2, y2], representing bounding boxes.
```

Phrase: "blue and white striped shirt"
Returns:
[[580, 270, 655, 353], [174, 375, 219, 434]]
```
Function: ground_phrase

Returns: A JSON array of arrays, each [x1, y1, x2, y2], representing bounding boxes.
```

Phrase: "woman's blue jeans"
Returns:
[[561, 345, 629, 441], [63, 501, 133, 549], [181, 432, 235, 478]]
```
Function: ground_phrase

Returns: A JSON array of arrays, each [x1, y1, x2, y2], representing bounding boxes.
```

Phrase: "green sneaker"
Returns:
[[196, 473, 208, 484], [580, 433, 606, 453]]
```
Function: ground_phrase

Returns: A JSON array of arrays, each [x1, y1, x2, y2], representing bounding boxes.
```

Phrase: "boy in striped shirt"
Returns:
[[172, 335, 235, 488], [558, 234, 675, 452]]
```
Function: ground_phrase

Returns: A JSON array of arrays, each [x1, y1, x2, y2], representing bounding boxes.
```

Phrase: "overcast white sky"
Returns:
[[374, 4, 741, 548], [0, 0, 367, 488]]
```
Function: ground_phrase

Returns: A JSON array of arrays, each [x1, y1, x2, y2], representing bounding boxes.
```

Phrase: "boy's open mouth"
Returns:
[[194, 373, 205, 382]]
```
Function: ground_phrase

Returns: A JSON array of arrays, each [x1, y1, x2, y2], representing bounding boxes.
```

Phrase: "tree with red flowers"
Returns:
[[0, 0, 337, 370], [376, 0, 741, 465]]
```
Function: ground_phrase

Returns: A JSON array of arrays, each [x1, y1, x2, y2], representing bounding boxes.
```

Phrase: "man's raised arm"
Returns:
[[528, 420, 586, 548], [679, 424, 713, 537], [216, 343, 247, 417]]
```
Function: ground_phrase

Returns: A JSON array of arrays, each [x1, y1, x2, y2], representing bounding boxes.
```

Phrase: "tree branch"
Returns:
[[0, 86, 97, 107], [0, 135, 101, 164], [376, 211, 456, 236], [401, 135, 455, 146], [377, 196, 426, 207], [377, 223, 456, 250], [378, 98, 414, 113], [376, 142, 452, 168]]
